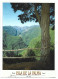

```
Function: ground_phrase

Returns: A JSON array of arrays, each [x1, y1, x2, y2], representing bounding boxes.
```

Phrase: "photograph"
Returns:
[[3, 3, 55, 70]]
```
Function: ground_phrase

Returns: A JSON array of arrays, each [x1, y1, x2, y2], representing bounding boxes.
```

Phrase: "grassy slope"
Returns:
[[3, 30, 28, 57], [21, 26, 41, 45], [3, 30, 27, 50], [21, 28, 54, 58], [7, 35, 21, 49], [3, 32, 20, 50], [3, 26, 54, 58]]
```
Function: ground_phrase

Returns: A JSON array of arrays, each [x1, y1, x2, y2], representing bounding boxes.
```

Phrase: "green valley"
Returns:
[[3, 25, 54, 60]]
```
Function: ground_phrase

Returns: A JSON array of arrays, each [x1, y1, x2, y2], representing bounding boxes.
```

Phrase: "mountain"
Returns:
[[3, 26, 31, 36], [3, 30, 27, 50], [21, 28, 54, 59], [21, 26, 41, 45], [3, 29, 28, 57], [3, 25, 40, 45], [3, 26, 18, 36], [3, 25, 54, 58]]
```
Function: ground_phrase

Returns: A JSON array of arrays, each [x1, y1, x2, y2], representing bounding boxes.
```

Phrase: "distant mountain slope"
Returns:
[[3, 25, 40, 45], [3, 26, 31, 36], [3, 26, 54, 58], [21, 29, 54, 58], [3, 30, 27, 50], [3, 26, 18, 36], [21, 26, 41, 45]]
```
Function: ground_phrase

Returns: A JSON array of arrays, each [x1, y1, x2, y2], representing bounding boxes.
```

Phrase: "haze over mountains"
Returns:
[[3, 25, 40, 36]]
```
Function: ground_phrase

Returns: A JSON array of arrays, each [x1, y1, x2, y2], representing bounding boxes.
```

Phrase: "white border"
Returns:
[[0, 0, 55, 3], [0, 0, 56, 78]]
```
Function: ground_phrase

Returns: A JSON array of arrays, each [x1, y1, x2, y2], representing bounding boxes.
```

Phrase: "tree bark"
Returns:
[[40, 3, 50, 64]]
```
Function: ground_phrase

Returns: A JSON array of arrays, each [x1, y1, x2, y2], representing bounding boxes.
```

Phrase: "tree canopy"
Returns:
[[11, 3, 55, 29]]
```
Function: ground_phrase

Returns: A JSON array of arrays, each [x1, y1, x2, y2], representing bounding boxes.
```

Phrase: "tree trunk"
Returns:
[[40, 3, 50, 64]]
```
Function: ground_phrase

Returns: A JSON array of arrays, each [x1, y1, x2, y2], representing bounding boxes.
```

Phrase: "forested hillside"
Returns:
[[3, 26, 54, 59], [20, 28, 54, 60], [3, 30, 27, 57], [21, 26, 41, 45]]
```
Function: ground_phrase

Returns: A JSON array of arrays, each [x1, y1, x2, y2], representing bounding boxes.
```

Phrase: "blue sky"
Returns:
[[3, 3, 39, 27]]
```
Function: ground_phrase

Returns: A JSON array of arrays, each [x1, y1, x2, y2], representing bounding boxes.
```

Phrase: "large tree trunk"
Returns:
[[40, 3, 50, 64]]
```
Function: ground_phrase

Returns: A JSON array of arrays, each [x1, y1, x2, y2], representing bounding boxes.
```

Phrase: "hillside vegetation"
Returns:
[[21, 28, 54, 60], [3, 26, 54, 60], [21, 26, 41, 45], [3, 30, 27, 57]]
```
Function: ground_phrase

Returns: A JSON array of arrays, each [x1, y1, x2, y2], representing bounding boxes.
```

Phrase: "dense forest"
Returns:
[[3, 25, 54, 60]]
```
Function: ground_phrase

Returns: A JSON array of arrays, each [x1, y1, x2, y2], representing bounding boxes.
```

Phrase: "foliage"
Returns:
[[3, 30, 27, 57], [26, 49, 35, 56], [3, 26, 54, 58], [3, 30, 8, 49], [11, 3, 55, 28], [21, 26, 41, 45], [21, 28, 54, 60]]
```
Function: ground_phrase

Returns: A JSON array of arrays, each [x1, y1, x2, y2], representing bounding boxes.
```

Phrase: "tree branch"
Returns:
[[34, 6, 41, 25]]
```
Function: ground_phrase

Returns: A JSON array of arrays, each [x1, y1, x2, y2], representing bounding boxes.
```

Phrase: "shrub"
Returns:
[[26, 49, 35, 56]]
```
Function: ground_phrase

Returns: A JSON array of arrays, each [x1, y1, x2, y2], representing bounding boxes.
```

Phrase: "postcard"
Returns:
[[0, 0, 56, 78]]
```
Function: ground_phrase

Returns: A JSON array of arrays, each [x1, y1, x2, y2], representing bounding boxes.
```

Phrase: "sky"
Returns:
[[3, 3, 39, 27]]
